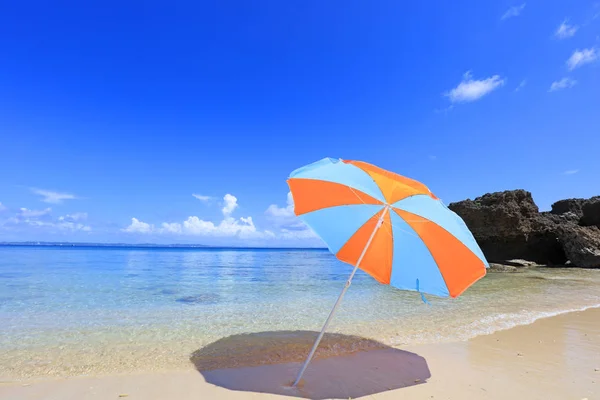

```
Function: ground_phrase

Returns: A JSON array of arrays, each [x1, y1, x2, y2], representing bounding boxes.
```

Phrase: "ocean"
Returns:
[[1, 246, 599, 380]]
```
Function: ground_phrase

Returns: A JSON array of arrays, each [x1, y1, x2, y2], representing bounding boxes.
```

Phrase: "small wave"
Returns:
[[381, 303, 600, 347], [525, 274, 594, 282], [454, 303, 600, 342]]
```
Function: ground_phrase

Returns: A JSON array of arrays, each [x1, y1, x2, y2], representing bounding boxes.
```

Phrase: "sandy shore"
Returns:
[[1, 307, 598, 400]]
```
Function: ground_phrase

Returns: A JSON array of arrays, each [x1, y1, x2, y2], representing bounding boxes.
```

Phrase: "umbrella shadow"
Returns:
[[190, 330, 431, 399]]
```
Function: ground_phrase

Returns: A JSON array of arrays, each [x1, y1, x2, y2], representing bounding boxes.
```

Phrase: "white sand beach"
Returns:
[[2, 307, 598, 400]]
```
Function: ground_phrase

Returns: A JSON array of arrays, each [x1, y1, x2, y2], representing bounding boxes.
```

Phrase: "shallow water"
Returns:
[[1, 246, 599, 380]]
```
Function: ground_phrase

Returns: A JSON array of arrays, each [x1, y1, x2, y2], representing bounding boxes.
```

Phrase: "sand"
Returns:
[[1, 307, 598, 400]]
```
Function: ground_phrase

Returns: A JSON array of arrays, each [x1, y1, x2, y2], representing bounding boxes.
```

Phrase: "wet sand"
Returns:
[[1, 307, 598, 400]]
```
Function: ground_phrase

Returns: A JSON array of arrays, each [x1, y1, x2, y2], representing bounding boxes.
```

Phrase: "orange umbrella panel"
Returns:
[[287, 157, 488, 299]]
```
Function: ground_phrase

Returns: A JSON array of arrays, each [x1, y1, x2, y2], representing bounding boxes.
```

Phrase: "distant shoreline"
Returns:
[[0, 242, 328, 251]]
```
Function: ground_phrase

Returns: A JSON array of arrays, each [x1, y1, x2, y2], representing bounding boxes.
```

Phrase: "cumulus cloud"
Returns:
[[160, 222, 183, 234], [123, 215, 263, 239], [567, 48, 598, 70], [30, 188, 78, 204], [265, 193, 317, 238], [501, 4, 526, 20], [2, 207, 91, 232], [192, 194, 211, 202], [265, 192, 295, 219], [55, 221, 92, 232], [555, 20, 578, 39], [222, 194, 238, 216], [18, 208, 52, 218], [58, 212, 88, 222], [265, 192, 306, 229], [123, 193, 261, 238], [549, 77, 577, 92], [121, 192, 319, 242], [122, 218, 154, 234], [444, 71, 505, 103]]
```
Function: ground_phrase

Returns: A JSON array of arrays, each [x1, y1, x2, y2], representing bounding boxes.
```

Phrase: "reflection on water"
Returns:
[[0, 246, 599, 379]]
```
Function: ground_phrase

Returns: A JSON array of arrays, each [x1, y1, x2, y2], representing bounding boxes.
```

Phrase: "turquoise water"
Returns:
[[1, 246, 600, 380]]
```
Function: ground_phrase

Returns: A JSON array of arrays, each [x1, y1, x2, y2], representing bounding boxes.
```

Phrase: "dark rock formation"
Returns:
[[581, 197, 600, 228], [557, 226, 600, 268], [448, 190, 566, 265], [488, 263, 519, 273], [550, 198, 588, 218], [449, 190, 600, 268]]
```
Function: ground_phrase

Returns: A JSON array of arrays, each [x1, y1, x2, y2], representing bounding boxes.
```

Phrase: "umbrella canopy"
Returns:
[[287, 157, 489, 387], [287, 157, 488, 299]]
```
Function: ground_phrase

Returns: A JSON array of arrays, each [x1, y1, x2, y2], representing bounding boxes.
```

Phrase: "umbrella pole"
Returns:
[[292, 206, 389, 387]]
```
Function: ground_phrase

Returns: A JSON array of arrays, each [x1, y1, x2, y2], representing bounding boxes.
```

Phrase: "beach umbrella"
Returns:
[[287, 157, 489, 386]]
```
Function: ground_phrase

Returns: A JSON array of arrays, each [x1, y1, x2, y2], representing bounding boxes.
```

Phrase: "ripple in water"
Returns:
[[0, 247, 599, 380]]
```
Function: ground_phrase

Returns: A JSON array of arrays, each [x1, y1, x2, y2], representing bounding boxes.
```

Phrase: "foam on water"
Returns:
[[1, 246, 599, 380]]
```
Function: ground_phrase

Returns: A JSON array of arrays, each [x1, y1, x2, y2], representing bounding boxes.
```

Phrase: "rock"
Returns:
[[550, 196, 600, 227], [448, 190, 566, 264], [542, 210, 580, 224], [504, 259, 540, 267], [558, 226, 600, 268], [488, 263, 519, 272], [550, 198, 588, 218], [449, 190, 600, 268], [581, 197, 600, 228]]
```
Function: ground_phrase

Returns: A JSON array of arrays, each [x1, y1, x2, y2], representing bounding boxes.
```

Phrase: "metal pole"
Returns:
[[292, 206, 389, 387]]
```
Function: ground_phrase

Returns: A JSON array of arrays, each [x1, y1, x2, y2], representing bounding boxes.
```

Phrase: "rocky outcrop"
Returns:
[[548, 196, 600, 226], [581, 197, 600, 228], [449, 190, 600, 268], [448, 190, 566, 265], [557, 225, 600, 268], [488, 263, 519, 273], [550, 198, 588, 218]]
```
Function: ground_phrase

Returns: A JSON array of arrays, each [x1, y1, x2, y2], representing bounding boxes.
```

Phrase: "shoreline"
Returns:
[[2, 307, 598, 399]]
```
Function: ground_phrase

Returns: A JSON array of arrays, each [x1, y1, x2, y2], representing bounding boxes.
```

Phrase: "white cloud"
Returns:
[[555, 20, 578, 39], [192, 194, 211, 202], [549, 77, 577, 92], [123, 218, 154, 234], [126, 215, 263, 239], [567, 48, 598, 70], [18, 207, 52, 218], [121, 192, 320, 243], [265, 193, 317, 239], [2, 207, 91, 232], [122, 193, 259, 238], [515, 79, 527, 92], [56, 222, 92, 232], [182, 215, 259, 238], [445, 71, 505, 103], [501, 4, 526, 20], [30, 188, 77, 204], [160, 222, 183, 234], [58, 212, 88, 222], [265, 192, 295, 219], [563, 169, 579, 175], [428, 155, 437, 161], [0, 202, 6, 212], [222, 194, 238, 216], [265, 192, 306, 230], [182, 217, 214, 235]]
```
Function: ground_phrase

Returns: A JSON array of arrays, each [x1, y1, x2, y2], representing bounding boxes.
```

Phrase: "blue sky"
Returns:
[[1, 1, 599, 245]]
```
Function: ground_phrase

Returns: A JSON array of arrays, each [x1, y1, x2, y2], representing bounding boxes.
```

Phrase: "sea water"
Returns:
[[1, 246, 599, 379]]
